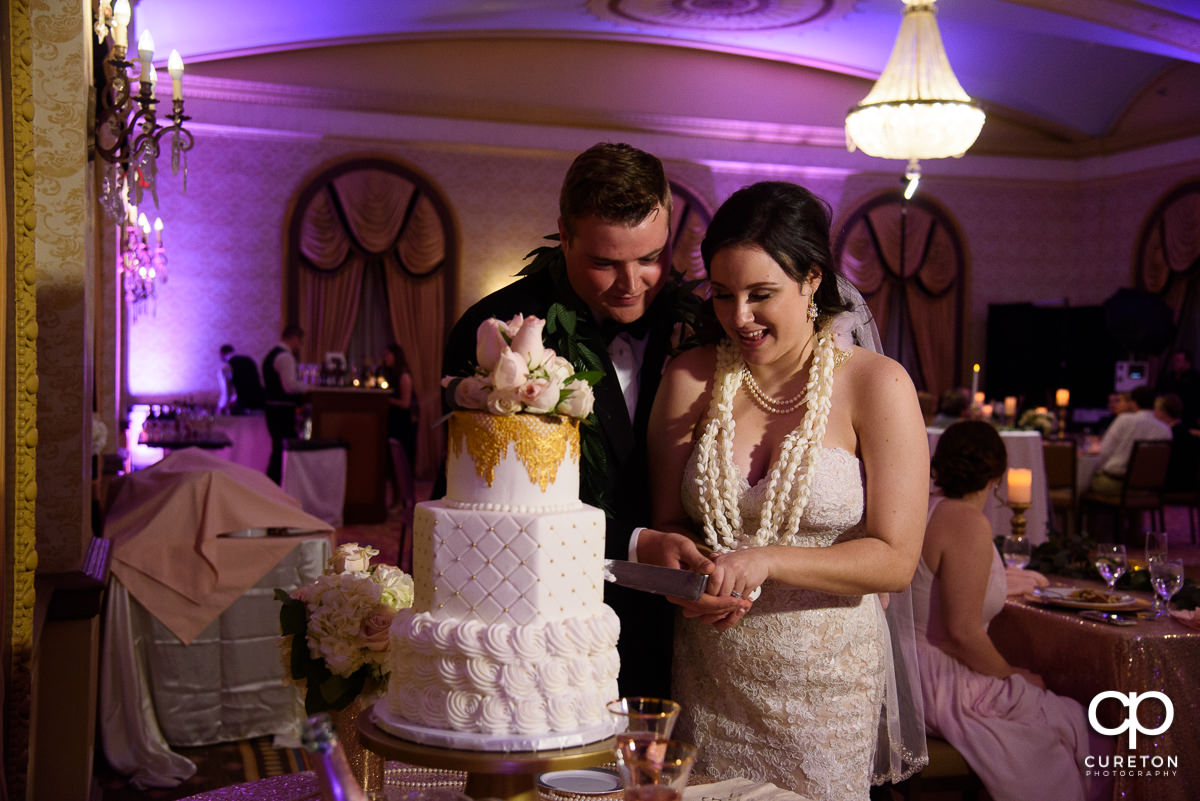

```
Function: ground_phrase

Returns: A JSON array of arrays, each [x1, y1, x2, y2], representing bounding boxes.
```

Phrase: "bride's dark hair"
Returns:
[[700, 181, 852, 319], [931, 420, 1008, 498]]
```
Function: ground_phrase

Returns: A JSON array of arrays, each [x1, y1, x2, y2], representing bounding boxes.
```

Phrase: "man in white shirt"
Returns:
[[1090, 385, 1171, 494]]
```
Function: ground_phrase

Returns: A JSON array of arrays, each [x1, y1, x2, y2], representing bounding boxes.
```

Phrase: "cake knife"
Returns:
[[602, 559, 708, 601]]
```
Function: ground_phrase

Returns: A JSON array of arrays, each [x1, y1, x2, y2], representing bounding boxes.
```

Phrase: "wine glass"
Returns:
[[1144, 531, 1169, 615], [1149, 559, 1185, 617], [614, 738, 696, 801], [1001, 535, 1032, 569], [607, 698, 680, 750], [1093, 543, 1127, 592]]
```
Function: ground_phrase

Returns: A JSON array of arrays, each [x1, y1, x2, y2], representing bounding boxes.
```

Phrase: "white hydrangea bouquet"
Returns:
[[276, 543, 414, 714], [443, 313, 600, 419]]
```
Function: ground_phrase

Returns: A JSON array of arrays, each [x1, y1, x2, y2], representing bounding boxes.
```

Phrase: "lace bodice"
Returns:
[[682, 443, 865, 549]]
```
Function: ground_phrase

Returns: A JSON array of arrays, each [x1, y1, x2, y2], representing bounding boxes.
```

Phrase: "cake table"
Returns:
[[357, 714, 615, 801]]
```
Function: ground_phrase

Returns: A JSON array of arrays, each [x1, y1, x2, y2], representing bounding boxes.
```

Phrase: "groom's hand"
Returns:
[[635, 529, 714, 574]]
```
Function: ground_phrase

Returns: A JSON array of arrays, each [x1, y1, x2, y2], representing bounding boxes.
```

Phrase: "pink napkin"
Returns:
[[1168, 609, 1200, 631]]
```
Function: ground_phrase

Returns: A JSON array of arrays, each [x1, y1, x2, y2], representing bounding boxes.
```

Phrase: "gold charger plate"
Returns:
[[1025, 586, 1142, 610]]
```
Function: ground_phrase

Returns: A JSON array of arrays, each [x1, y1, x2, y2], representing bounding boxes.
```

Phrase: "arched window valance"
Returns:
[[833, 191, 966, 397], [1136, 179, 1200, 363], [286, 157, 456, 479]]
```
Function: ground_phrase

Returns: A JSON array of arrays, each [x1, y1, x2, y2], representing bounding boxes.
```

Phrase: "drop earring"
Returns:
[[807, 296, 819, 323]]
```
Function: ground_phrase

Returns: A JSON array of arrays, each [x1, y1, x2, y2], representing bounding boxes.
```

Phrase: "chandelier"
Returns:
[[92, 0, 194, 223], [844, 0, 985, 196], [119, 200, 167, 317]]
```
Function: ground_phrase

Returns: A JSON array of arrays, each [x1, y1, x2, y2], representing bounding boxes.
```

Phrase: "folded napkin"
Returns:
[[1005, 566, 1049, 597], [683, 778, 813, 801], [1168, 609, 1200, 631]]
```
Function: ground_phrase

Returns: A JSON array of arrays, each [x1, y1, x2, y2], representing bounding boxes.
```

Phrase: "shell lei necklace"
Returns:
[[693, 329, 837, 553]]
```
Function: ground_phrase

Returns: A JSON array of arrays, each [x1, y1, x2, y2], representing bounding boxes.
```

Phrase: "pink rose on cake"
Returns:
[[444, 313, 600, 420]]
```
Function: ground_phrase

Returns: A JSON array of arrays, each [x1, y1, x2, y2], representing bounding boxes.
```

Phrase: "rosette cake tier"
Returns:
[[376, 411, 619, 751]]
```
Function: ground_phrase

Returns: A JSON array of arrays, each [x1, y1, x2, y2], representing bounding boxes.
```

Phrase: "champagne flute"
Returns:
[[1001, 535, 1032, 569], [1149, 559, 1185, 616], [614, 738, 696, 801], [1093, 543, 1127, 592]]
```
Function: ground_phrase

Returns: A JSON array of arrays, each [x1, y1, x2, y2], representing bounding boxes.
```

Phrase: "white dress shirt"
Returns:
[[607, 331, 649, 422], [1096, 408, 1171, 477]]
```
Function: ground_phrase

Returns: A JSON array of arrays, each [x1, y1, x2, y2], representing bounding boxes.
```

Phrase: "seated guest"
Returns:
[[217, 344, 265, 414], [1154, 392, 1200, 492], [913, 421, 1110, 801], [1089, 385, 1170, 495], [931, 386, 971, 428], [1157, 349, 1200, 428]]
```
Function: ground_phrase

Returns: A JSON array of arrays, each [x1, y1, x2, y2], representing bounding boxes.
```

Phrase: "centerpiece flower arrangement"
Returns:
[[443, 313, 600, 419], [276, 543, 414, 714], [1016, 407, 1056, 438]]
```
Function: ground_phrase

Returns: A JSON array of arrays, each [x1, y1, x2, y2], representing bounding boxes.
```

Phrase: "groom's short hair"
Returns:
[[558, 142, 672, 240]]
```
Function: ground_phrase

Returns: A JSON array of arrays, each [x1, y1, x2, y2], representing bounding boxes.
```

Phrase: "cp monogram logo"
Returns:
[[1088, 691, 1174, 748]]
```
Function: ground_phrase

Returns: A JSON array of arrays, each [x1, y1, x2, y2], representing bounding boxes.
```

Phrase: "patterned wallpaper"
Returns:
[[32, 0, 92, 571]]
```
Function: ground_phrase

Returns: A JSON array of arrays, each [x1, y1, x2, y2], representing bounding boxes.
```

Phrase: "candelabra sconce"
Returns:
[[1008, 501, 1031, 540], [91, 0, 193, 222], [119, 210, 167, 317]]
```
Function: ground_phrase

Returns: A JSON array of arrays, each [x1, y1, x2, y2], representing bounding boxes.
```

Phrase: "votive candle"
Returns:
[[981, 403, 993, 419], [973, 391, 985, 407], [1007, 468, 1032, 505]]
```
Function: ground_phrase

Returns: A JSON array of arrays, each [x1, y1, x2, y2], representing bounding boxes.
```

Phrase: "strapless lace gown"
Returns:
[[674, 446, 887, 801]]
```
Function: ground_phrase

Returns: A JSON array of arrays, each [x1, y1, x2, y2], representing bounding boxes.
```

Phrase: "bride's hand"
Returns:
[[672, 562, 752, 626], [708, 549, 769, 601]]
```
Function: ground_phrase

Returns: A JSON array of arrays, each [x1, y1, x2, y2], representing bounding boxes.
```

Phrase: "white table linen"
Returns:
[[100, 536, 330, 789], [927, 428, 1049, 544]]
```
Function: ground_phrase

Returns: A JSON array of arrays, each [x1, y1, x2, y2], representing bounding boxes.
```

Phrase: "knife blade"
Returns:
[[602, 559, 709, 601]]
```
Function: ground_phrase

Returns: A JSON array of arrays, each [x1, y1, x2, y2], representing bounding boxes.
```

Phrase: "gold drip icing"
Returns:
[[448, 412, 580, 491]]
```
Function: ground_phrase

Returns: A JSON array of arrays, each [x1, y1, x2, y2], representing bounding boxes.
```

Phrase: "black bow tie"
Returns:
[[599, 315, 652, 344]]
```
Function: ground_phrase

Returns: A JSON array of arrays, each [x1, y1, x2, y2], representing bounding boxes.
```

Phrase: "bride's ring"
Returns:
[[730, 590, 743, 599]]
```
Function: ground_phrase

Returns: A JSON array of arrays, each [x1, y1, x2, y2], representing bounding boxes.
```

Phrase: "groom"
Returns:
[[442, 143, 735, 697]]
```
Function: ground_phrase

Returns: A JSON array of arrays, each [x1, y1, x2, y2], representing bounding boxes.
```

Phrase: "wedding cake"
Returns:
[[376, 315, 619, 751]]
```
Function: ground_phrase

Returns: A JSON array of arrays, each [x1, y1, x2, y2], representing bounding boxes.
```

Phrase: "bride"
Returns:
[[639, 182, 929, 800]]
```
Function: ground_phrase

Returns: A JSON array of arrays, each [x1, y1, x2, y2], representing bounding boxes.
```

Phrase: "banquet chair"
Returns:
[[890, 737, 983, 801], [1042, 440, 1077, 537], [1080, 439, 1171, 544]]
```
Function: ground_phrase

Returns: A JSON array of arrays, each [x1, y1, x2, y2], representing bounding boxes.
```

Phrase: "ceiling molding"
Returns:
[[1003, 0, 1200, 56]]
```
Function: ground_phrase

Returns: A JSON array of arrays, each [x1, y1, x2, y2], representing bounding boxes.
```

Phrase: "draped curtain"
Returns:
[[835, 194, 965, 398], [1137, 181, 1200, 365], [292, 164, 450, 479]]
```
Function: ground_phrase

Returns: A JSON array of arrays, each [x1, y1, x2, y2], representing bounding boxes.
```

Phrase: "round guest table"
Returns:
[[357, 714, 615, 801]]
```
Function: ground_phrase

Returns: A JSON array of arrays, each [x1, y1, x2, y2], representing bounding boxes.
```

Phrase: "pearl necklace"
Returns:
[[693, 330, 839, 553], [742, 367, 808, 414]]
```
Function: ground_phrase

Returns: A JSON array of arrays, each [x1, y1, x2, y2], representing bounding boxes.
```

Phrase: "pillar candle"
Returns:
[[1007, 468, 1032, 505], [971, 363, 980, 399], [1056, 388, 1070, 407], [981, 403, 993, 419], [973, 391, 985, 407], [1004, 396, 1018, 418]]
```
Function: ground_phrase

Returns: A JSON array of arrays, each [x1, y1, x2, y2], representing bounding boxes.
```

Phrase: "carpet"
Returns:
[[95, 736, 308, 800]]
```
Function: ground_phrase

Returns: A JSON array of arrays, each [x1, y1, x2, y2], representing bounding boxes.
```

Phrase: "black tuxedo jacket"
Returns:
[[441, 256, 677, 697]]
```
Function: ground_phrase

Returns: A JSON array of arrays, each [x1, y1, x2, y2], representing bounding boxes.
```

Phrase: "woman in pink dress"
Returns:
[[912, 420, 1109, 801]]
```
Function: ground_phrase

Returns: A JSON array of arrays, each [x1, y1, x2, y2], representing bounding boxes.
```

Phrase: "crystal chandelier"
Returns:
[[119, 199, 168, 317], [845, 0, 985, 195], [92, 0, 194, 223]]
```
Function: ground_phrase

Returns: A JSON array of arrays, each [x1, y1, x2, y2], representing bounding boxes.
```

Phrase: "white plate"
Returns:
[[1028, 586, 1140, 610], [537, 768, 622, 796]]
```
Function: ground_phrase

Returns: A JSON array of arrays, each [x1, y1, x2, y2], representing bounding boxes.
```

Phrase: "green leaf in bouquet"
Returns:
[[570, 369, 604, 386]]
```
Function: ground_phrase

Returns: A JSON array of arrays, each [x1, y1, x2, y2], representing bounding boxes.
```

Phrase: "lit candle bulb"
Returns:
[[137, 212, 150, 239], [168, 49, 185, 101], [153, 217, 163, 246], [1035, 406, 1048, 415], [137, 29, 155, 88], [148, 64, 158, 89], [112, 0, 130, 50], [1007, 468, 1032, 505], [1056, 388, 1070, 407]]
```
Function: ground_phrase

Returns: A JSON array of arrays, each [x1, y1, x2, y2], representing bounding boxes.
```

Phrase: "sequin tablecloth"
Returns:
[[989, 584, 1200, 801]]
